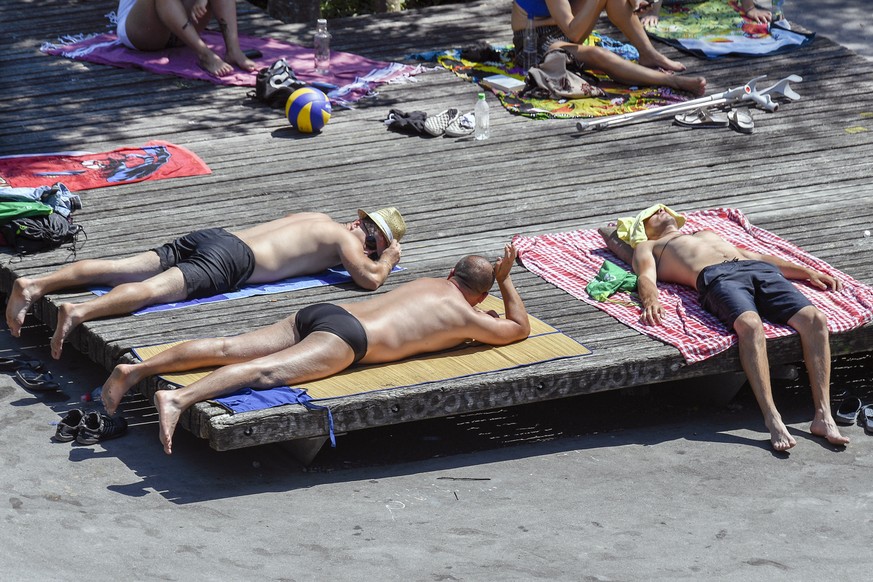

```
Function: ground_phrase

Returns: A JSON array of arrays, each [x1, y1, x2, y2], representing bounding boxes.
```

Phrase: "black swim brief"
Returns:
[[696, 260, 813, 329], [294, 303, 369, 364], [152, 228, 256, 299]]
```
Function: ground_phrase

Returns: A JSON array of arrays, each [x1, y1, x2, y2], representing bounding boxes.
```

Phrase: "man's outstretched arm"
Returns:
[[737, 248, 842, 291]]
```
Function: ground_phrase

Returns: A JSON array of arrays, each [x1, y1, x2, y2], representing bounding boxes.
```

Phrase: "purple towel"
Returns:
[[41, 31, 419, 102]]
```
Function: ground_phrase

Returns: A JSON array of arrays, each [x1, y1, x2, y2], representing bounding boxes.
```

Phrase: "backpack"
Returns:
[[0, 213, 84, 255], [250, 59, 308, 109]]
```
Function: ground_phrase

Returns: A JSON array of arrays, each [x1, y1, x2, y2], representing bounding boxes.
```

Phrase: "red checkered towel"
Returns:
[[513, 208, 873, 363]]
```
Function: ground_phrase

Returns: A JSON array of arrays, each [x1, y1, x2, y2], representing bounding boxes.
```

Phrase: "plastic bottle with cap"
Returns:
[[314, 18, 331, 75], [523, 16, 538, 71], [474, 93, 490, 140]]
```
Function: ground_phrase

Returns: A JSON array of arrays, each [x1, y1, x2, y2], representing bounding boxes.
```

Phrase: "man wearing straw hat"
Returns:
[[6, 208, 407, 360], [622, 204, 847, 452], [98, 244, 530, 455]]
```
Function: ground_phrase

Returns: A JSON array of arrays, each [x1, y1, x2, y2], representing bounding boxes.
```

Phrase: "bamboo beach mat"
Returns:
[[132, 296, 591, 401]]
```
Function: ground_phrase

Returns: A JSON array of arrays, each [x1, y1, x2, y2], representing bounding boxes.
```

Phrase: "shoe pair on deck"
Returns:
[[833, 396, 873, 433], [55, 409, 128, 444], [424, 108, 475, 138]]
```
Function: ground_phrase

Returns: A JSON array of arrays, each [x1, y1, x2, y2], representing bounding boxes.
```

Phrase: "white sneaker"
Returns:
[[424, 108, 460, 136], [445, 112, 475, 137]]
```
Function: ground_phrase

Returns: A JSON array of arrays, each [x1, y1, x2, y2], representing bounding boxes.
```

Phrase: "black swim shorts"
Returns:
[[696, 260, 813, 329], [294, 303, 369, 364], [152, 228, 256, 299]]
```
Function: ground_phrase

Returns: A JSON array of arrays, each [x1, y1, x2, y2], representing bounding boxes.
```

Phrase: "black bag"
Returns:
[[250, 59, 308, 109], [1, 213, 83, 254]]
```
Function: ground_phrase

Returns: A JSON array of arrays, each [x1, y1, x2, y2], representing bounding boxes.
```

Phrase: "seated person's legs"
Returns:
[[552, 42, 705, 95], [120, 0, 242, 76]]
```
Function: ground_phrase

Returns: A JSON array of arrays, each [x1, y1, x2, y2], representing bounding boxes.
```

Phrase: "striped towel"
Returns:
[[513, 208, 873, 363]]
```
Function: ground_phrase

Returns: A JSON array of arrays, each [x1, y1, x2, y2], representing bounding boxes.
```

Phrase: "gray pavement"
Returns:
[[3, 1, 873, 580]]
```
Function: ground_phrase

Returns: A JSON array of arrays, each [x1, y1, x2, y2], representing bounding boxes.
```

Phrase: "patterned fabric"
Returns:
[[41, 30, 420, 101], [646, 0, 814, 59], [513, 208, 873, 363], [435, 40, 691, 119]]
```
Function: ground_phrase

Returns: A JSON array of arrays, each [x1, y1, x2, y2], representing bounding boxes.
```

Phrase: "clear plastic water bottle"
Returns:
[[771, 0, 785, 22], [314, 18, 331, 75], [474, 93, 490, 140], [523, 17, 538, 71]]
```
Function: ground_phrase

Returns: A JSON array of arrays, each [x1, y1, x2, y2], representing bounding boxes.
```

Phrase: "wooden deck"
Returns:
[[2, 0, 872, 456]]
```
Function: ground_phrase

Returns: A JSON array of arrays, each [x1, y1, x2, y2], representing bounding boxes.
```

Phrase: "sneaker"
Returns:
[[445, 112, 475, 137], [424, 108, 460, 136], [55, 408, 85, 442], [76, 412, 128, 444]]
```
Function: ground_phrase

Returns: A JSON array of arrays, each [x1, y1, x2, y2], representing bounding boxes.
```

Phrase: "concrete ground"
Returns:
[[2, 1, 872, 580]]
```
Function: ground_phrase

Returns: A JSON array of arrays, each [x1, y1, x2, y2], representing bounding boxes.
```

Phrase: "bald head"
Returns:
[[452, 255, 495, 295]]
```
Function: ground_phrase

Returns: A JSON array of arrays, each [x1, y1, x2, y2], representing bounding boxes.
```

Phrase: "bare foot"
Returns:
[[50, 303, 80, 360], [6, 277, 36, 337], [810, 415, 850, 447], [766, 416, 797, 452], [155, 389, 183, 455], [226, 50, 257, 72], [671, 75, 707, 97], [638, 51, 686, 73], [198, 50, 234, 77], [102, 363, 141, 415]]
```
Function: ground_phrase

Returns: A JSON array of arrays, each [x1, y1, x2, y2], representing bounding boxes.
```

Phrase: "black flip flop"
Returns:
[[14, 369, 60, 392], [0, 353, 45, 373], [834, 396, 862, 425]]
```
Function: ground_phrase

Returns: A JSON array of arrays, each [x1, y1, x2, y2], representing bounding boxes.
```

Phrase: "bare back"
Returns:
[[342, 279, 514, 364], [648, 230, 747, 289], [233, 213, 359, 283]]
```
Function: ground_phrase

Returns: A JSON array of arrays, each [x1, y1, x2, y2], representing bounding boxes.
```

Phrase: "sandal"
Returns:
[[0, 353, 45, 372], [673, 108, 729, 129], [15, 368, 60, 392]]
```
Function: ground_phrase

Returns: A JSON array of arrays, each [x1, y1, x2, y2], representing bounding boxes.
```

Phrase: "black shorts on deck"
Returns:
[[294, 303, 369, 364], [696, 260, 813, 329], [152, 228, 256, 299]]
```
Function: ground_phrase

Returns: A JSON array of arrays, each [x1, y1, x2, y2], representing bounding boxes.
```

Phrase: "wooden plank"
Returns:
[[1, 0, 871, 452]]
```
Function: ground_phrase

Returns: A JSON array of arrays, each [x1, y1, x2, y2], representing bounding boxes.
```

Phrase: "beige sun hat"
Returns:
[[616, 203, 686, 248], [358, 207, 407, 243]]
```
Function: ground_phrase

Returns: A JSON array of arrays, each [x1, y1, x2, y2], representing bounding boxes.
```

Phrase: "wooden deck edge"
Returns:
[[127, 324, 872, 451]]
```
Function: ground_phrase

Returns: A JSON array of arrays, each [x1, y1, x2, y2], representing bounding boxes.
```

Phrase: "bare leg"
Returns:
[[102, 315, 299, 414], [125, 0, 237, 76], [208, 0, 256, 72], [50, 267, 187, 360], [604, 0, 686, 72], [6, 252, 163, 337], [733, 311, 796, 451], [557, 43, 706, 95], [788, 306, 849, 446], [155, 332, 356, 454]]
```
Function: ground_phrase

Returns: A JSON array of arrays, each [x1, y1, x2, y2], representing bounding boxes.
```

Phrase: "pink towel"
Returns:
[[41, 31, 418, 101], [513, 208, 873, 363]]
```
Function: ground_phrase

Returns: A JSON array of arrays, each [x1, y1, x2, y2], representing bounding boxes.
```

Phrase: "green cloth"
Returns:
[[0, 201, 53, 222], [586, 260, 638, 302]]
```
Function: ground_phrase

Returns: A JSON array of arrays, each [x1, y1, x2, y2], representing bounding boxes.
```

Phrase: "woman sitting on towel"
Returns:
[[512, 0, 707, 96], [116, 0, 257, 77]]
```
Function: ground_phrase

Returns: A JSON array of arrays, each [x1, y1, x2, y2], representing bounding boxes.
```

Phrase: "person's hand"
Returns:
[[633, 0, 658, 13], [640, 300, 663, 326], [380, 240, 401, 267], [742, 5, 772, 24], [190, 0, 208, 22], [807, 270, 842, 292], [494, 244, 517, 284]]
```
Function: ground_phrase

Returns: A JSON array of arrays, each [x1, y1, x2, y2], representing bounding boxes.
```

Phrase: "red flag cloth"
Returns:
[[0, 141, 210, 191]]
